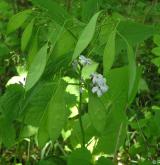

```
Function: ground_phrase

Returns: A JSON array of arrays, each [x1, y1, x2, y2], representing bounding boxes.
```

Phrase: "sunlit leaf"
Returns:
[[25, 44, 48, 91]]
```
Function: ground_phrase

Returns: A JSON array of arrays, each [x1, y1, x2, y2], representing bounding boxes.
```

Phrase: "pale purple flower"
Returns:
[[79, 55, 92, 66], [91, 73, 109, 97]]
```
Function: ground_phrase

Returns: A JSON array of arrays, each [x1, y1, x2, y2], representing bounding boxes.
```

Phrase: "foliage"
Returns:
[[0, 0, 160, 164]]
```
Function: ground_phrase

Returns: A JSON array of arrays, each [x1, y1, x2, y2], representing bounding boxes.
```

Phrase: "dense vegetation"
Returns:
[[0, 0, 160, 164]]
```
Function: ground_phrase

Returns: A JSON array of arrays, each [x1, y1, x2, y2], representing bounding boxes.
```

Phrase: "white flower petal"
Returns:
[[100, 85, 109, 93], [97, 90, 103, 97], [92, 86, 99, 93]]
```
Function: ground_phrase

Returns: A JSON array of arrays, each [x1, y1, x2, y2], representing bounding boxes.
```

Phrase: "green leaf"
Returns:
[[118, 33, 137, 101], [151, 57, 160, 67], [24, 79, 67, 147], [103, 30, 116, 75], [21, 18, 34, 51], [25, 44, 48, 91], [7, 9, 32, 34], [88, 93, 107, 133], [31, 0, 69, 25], [152, 47, 160, 56], [47, 80, 67, 142], [27, 31, 38, 68], [138, 78, 149, 92], [117, 21, 154, 45], [20, 125, 38, 139], [153, 34, 160, 46], [72, 11, 101, 60], [38, 160, 56, 165], [0, 44, 10, 58], [38, 112, 50, 147], [24, 81, 56, 127], [0, 117, 16, 148], [82, 0, 99, 22], [0, 84, 25, 121], [96, 157, 114, 165], [128, 67, 141, 104], [82, 62, 98, 79], [127, 43, 137, 102], [94, 67, 128, 154], [67, 148, 92, 165]]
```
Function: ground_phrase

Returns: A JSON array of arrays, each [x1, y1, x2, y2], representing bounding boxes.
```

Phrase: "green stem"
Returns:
[[78, 67, 85, 147]]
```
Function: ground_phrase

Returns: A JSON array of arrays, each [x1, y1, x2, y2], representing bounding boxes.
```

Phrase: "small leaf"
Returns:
[[21, 18, 35, 51], [72, 11, 101, 60], [25, 44, 48, 91], [103, 30, 116, 75], [151, 57, 160, 67], [151, 47, 160, 56], [7, 9, 32, 34], [153, 34, 160, 46]]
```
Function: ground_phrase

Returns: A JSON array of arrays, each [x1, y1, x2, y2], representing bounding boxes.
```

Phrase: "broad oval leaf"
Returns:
[[21, 18, 35, 51], [7, 9, 32, 34], [88, 92, 107, 133], [103, 30, 116, 75], [117, 21, 154, 45], [25, 44, 48, 91], [72, 11, 101, 60], [47, 80, 67, 142], [67, 148, 92, 165], [38, 113, 50, 148]]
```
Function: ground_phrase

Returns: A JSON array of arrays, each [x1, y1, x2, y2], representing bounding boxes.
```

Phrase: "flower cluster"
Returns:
[[91, 73, 109, 97], [72, 55, 92, 69], [72, 55, 109, 97], [79, 55, 92, 66]]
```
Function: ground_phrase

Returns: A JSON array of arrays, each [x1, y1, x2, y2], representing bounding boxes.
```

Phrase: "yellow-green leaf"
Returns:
[[27, 31, 38, 68], [25, 44, 48, 91], [88, 92, 107, 133], [21, 18, 34, 51], [7, 9, 32, 34], [47, 80, 67, 142]]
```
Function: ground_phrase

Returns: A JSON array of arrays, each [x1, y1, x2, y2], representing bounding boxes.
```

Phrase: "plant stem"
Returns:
[[78, 67, 85, 147]]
